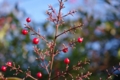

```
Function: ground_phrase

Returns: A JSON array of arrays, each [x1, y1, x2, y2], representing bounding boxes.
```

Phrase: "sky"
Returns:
[[19, 0, 81, 22], [0, 0, 82, 23], [0, 0, 116, 23]]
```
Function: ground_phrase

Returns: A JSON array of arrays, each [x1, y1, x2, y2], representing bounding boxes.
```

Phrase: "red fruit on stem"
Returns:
[[6, 62, 12, 66], [77, 37, 83, 43], [1, 66, 7, 72], [64, 58, 70, 64], [22, 29, 28, 35], [32, 38, 39, 44], [36, 72, 42, 78], [62, 48, 68, 53], [26, 17, 31, 23]]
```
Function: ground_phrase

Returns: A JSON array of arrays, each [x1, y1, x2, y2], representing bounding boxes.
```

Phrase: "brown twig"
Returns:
[[7, 64, 37, 80], [48, 0, 66, 80], [57, 0, 64, 24], [62, 10, 77, 18], [48, 24, 59, 80], [34, 46, 50, 74], [56, 24, 83, 38], [25, 24, 48, 43], [51, 60, 90, 80], [106, 65, 120, 80]]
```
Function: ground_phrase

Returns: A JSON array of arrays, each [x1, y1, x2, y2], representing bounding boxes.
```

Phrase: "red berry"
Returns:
[[32, 38, 39, 44], [6, 62, 12, 66], [36, 72, 42, 78], [26, 17, 31, 23], [64, 58, 70, 64], [1, 66, 7, 72], [62, 48, 68, 53], [77, 37, 83, 43], [22, 29, 28, 35]]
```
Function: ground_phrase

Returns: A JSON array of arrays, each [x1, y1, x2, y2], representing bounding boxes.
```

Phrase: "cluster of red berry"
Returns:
[[1, 62, 42, 78], [62, 37, 83, 64], [1, 62, 12, 72], [21, 18, 84, 77], [22, 18, 41, 78], [22, 18, 83, 65], [0, 18, 41, 79], [1, 17, 83, 79], [21, 18, 39, 45], [24, 18, 84, 65]]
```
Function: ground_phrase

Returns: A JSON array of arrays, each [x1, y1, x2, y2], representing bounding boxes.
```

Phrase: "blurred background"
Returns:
[[0, 0, 120, 80]]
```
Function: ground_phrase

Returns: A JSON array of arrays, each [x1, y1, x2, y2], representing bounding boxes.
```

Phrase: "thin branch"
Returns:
[[57, 0, 64, 24], [25, 24, 48, 43], [76, 71, 92, 80], [40, 61, 50, 74], [56, 24, 83, 38], [49, 24, 59, 80], [106, 66, 120, 80], [62, 10, 77, 18], [34, 46, 50, 74], [7, 65, 37, 80], [51, 60, 90, 80], [26, 73, 38, 80]]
